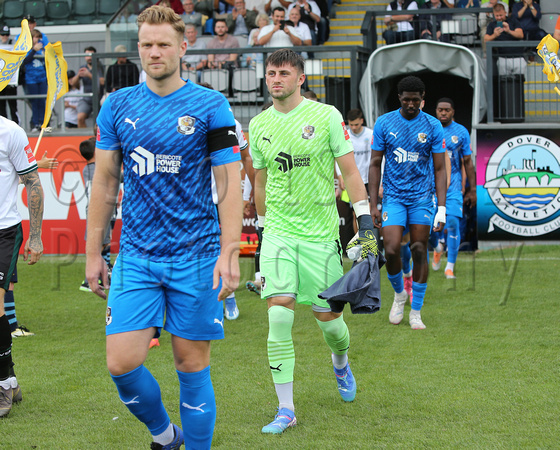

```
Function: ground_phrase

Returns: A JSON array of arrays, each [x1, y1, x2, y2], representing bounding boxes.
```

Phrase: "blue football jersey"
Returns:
[[96, 81, 240, 261], [442, 121, 471, 193], [372, 109, 444, 203]]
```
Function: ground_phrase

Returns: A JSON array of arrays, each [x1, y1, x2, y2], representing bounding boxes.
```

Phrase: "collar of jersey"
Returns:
[[142, 80, 190, 101], [271, 97, 308, 117]]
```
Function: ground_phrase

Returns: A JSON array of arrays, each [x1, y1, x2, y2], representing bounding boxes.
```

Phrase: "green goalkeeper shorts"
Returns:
[[260, 233, 344, 308]]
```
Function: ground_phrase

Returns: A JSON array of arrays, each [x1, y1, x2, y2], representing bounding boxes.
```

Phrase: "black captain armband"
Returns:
[[208, 126, 238, 153]]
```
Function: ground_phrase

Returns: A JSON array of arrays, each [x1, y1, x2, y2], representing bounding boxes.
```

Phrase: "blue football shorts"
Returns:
[[381, 196, 436, 228], [106, 254, 224, 341], [445, 190, 464, 218]]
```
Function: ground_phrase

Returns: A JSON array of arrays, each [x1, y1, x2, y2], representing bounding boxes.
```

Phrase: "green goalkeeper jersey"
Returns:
[[250, 98, 353, 242]]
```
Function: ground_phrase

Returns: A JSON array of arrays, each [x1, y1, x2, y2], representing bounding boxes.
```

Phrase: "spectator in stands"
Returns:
[[216, 0, 235, 16], [207, 18, 240, 69], [105, 45, 140, 94], [157, 0, 185, 14], [259, 7, 303, 47], [554, 16, 560, 42], [247, 13, 270, 66], [289, 7, 312, 57], [419, 0, 451, 41], [246, 0, 269, 14], [456, 0, 479, 7], [485, 3, 524, 50], [21, 29, 47, 133], [183, 24, 208, 78], [266, 0, 295, 14], [288, 0, 323, 44], [485, 3, 525, 75], [70, 47, 105, 128], [0, 25, 19, 125], [181, 0, 203, 34], [289, 7, 312, 45], [511, 0, 546, 42], [18, 16, 49, 47], [383, 0, 419, 45], [480, 0, 508, 34], [227, 0, 258, 37], [64, 70, 81, 129]]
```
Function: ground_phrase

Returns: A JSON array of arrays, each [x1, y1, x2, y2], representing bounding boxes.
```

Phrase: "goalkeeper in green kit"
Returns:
[[249, 49, 377, 435]]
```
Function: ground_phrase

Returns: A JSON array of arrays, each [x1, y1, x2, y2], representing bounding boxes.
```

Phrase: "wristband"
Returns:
[[353, 199, 370, 218], [258, 215, 266, 227]]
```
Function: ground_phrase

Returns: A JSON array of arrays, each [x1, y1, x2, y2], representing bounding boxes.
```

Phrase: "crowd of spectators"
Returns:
[[381, 0, 549, 50]]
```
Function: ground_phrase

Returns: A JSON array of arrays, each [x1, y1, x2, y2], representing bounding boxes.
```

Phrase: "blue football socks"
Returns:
[[177, 366, 216, 449], [111, 365, 170, 435], [387, 271, 405, 294], [411, 281, 427, 311]]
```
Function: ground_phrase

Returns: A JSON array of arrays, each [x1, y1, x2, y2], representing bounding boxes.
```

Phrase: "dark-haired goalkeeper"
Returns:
[[250, 48, 377, 434]]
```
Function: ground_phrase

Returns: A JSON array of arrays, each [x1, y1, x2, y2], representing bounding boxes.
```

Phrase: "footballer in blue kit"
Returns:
[[85, 6, 242, 449], [431, 98, 476, 279], [369, 76, 447, 330]]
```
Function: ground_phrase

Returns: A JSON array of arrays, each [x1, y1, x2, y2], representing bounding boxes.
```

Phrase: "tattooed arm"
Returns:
[[19, 170, 44, 264]]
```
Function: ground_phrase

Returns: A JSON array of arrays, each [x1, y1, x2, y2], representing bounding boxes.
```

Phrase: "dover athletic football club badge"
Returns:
[[483, 134, 560, 237], [302, 125, 315, 140], [452, 135, 459, 144], [417, 133, 427, 143], [177, 115, 196, 135]]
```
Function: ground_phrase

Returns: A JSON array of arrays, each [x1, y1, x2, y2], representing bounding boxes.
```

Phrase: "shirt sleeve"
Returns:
[[371, 118, 386, 153], [329, 106, 353, 158], [431, 120, 445, 154], [208, 93, 240, 166], [9, 125, 37, 175], [460, 127, 472, 157], [95, 95, 121, 151], [248, 118, 265, 170]]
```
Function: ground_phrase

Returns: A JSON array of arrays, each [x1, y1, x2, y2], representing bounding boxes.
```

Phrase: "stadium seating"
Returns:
[[98, 0, 120, 23], [201, 69, 229, 95], [24, 1, 48, 26], [232, 68, 259, 102], [3, 1, 26, 27], [73, 0, 97, 24], [46, 1, 73, 25]]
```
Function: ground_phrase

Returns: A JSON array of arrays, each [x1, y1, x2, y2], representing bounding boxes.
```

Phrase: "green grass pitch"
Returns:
[[4, 244, 559, 448]]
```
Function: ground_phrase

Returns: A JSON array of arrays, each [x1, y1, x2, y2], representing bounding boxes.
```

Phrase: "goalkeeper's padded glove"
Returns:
[[346, 213, 378, 260], [433, 206, 446, 228]]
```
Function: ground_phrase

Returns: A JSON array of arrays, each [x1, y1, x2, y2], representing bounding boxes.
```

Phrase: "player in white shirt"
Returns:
[[0, 116, 44, 417], [347, 109, 373, 190]]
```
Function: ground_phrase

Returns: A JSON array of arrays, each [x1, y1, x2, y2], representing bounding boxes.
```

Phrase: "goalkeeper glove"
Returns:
[[346, 200, 378, 260]]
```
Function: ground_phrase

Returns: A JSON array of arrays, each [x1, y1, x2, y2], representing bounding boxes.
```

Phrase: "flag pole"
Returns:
[[33, 128, 45, 156]]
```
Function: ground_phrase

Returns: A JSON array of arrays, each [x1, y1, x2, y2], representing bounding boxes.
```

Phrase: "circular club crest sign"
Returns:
[[483, 134, 560, 236]]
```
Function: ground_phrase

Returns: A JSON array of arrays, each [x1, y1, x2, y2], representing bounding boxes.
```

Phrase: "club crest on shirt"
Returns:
[[261, 276, 266, 291], [177, 115, 196, 135], [452, 135, 459, 144], [106, 307, 112, 326], [417, 133, 427, 143], [302, 125, 315, 140], [382, 211, 388, 221]]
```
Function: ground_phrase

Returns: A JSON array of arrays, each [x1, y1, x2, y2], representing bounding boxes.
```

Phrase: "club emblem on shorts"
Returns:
[[106, 307, 112, 326], [382, 211, 388, 222], [302, 125, 315, 140], [177, 115, 196, 135], [261, 276, 266, 291], [417, 133, 427, 143], [0, 271, 4, 281], [452, 135, 459, 144]]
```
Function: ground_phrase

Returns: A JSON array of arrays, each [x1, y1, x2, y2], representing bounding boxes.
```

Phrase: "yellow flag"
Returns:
[[42, 41, 68, 128], [536, 34, 560, 84], [0, 19, 32, 92]]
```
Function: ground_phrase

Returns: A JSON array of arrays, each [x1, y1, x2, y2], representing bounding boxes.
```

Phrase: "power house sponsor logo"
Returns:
[[131, 146, 182, 177], [274, 152, 310, 173], [483, 134, 560, 237]]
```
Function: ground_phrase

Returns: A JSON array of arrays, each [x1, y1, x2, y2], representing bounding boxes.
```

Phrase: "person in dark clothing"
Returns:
[[105, 45, 140, 94]]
